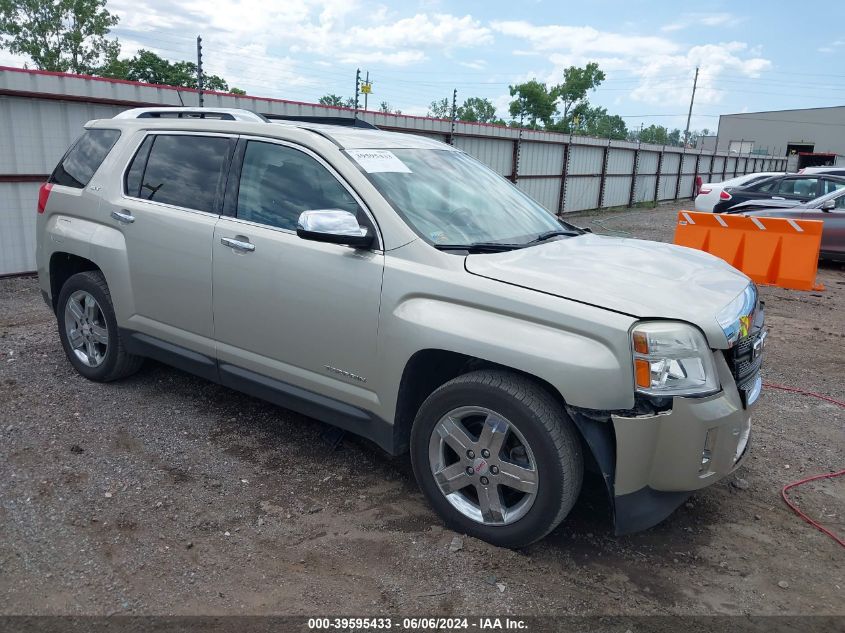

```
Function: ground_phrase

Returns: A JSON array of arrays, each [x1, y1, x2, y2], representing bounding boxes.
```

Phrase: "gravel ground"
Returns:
[[1, 201, 842, 616]]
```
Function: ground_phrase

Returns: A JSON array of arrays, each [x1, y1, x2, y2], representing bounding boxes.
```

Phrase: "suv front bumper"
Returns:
[[610, 352, 755, 534]]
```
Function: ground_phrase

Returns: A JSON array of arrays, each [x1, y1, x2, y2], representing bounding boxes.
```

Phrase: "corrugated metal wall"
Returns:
[[0, 67, 787, 274]]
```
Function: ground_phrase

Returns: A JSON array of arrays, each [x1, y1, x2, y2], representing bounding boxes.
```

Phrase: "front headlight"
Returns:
[[631, 321, 720, 397]]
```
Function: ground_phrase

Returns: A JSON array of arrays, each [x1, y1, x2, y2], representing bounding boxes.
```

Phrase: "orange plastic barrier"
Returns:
[[673, 211, 824, 291]]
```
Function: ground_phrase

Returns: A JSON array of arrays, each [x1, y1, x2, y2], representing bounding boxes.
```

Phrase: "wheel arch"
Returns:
[[392, 348, 582, 454], [48, 252, 101, 313]]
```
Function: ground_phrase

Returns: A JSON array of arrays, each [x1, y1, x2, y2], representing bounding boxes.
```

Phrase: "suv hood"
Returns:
[[465, 233, 750, 348]]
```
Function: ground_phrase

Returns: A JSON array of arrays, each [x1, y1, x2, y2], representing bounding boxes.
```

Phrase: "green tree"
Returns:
[[456, 97, 500, 124], [639, 124, 686, 146], [0, 0, 119, 73], [99, 49, 229, 91], [508, 80, 556, 129], [319, 94, 345, 107], [378, 101, 401, 115], [229, 87, 246, 96], [427, 97, 450, 119], [550, 62, 605, 133], [573, 105, 627, 140]]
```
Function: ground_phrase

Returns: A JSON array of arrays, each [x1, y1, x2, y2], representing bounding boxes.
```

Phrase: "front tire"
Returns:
[[56, 270, 143, 382], [410, 370, 583, 548]]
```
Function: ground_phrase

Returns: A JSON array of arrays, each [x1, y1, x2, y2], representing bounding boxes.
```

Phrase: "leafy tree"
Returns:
[[508, 80, 556, 129], [637, 124, 683, 146], [378, 101, 401, 115], [0, 0, 119, 73], [229, 87, 246, 96], [571, 105, 627, 140], [456, 97, 501, 124], [550, 62, 605, 133], [99, 49, 229, 91], [319, 94, 346, 107], [427, 97, 451, 119]]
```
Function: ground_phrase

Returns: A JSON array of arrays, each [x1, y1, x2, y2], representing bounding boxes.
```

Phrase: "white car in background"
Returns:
[[694, 172, 785, 212]]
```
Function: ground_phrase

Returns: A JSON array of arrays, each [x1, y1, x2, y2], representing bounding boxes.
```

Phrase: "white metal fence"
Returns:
[[0, 66, 787, 275]]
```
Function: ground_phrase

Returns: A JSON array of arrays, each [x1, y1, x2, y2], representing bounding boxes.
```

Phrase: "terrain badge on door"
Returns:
[[325, 365, 367, 383]]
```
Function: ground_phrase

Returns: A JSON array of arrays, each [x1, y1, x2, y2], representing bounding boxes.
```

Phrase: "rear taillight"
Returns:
[[699, 186, 712, 195], [719, 190, 732, 200], [37, 182, 53, 214]]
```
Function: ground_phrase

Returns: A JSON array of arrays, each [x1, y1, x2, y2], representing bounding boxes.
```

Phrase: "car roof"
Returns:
[[91, 108, 456, 151]]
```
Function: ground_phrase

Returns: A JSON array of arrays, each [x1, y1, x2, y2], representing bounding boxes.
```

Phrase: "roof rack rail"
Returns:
[[264, 114, 378, 130], [114, 107, 268, 122]]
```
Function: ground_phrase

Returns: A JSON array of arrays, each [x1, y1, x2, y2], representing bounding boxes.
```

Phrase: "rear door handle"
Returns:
[[220, 236, 255, 252], [111, 209, 135, 224]]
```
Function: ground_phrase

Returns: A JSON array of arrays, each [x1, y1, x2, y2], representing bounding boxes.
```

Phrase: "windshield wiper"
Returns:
[[525, 229, 582, 244], [434, 242, 524, 253]]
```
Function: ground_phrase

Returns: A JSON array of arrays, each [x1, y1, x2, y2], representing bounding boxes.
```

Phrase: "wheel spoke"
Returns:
[[68, 328, 85, 349], [479, 414, 509, 457], [85, 340, 97, 363], [67, 298, 84, 322], [90, 324, 108, 344], [84, 295, 97, 320], [476, 484, 505, 523], [433, 462, 471, 494], [436, 416, 475, 454], [497, 460, 538, 494]]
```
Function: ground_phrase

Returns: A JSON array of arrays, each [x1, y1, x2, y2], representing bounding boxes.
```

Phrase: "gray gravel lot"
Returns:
[[1, 201, 843, 616]]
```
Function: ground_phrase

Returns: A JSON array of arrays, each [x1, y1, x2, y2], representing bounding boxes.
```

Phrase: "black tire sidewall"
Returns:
[[411, 378, 577, 548], [56, 272, 121, 382]]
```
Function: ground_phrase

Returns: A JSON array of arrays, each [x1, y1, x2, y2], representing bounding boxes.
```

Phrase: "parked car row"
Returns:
[[693, 169, 845, 260]]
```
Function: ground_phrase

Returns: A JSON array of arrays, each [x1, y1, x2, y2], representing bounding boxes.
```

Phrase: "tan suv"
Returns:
[[36, 107, 765, 547]]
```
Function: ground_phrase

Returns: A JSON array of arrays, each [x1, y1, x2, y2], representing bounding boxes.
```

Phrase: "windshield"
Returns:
[[347, 148, 565, 246]]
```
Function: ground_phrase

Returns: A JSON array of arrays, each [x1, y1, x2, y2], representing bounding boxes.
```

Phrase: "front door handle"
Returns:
[[111, 209, 135, 224], [220, 236, 255, 252]]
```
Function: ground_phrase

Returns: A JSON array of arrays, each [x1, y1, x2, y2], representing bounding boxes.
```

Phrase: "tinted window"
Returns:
[[138, 135, 231, 212], [776, 178, 818, 196], [50, 129, 120, 188], [124, 136, 154, 198], [822, 179, 845, 195], [236, 141, 362, 231]]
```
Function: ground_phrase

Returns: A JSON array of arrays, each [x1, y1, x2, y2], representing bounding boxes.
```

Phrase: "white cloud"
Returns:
[[492, 19, 771, 109], [661, 12, 739, 32], [492, 21, 678, 56]]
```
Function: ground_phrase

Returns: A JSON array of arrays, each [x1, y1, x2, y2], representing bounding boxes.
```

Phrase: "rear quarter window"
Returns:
[[50, 129, 121, 188]]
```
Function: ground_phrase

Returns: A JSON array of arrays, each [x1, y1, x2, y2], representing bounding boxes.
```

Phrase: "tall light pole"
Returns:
[[683, 66, 699, 147]]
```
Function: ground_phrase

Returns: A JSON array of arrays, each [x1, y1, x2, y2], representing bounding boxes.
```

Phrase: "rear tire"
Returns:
[[410, 369, 583, 548], [56, 271, 143, 382]]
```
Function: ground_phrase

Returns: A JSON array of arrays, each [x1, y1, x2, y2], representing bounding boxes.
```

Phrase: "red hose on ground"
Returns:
[[764, 381, 845, 548]]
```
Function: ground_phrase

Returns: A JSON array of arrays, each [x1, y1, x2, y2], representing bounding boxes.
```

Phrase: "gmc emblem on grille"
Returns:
[[752, 330, 768, 361]]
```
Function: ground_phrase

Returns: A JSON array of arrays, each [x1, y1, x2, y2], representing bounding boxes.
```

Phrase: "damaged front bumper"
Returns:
[[612, 353, 754, 534], [571, 352, 757, 535]]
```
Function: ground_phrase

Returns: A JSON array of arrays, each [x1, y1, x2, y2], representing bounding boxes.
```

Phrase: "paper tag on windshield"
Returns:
[[347, 149, 412, 174]]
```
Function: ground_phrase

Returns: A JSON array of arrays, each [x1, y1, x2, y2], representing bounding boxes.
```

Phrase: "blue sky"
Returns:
[[5, 0, 844, 133]]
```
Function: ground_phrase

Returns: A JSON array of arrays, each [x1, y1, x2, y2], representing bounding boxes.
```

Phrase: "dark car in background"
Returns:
[[732, 187, 845, 261], [712, 173, 845, 213]]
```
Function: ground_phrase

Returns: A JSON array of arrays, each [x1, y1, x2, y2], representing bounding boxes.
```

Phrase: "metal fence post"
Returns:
[[629, 143, 640, 207], [557, 142, 570, 216], [674, 148, 684, 200], [598, 141, 610, 209], [654, 147, 665, 202], [692, 152, 701, 197], [721, 155, 728, 181]]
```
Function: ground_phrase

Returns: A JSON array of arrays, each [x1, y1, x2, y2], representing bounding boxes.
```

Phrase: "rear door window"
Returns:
[[776, 178, 819, 197], [50, 129, 120, 188], [131, 134, 232, 213], [822, 179, 845, 195]]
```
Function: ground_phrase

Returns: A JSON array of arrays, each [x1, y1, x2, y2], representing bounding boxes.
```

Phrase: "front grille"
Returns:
[[724, 303, 766, 406]]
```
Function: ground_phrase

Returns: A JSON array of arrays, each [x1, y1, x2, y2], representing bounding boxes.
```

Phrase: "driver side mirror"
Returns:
[[821, 199, 836, 211], [296, 209, 374, 248]]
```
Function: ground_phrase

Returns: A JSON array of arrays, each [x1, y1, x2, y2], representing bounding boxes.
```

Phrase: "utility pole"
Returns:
[[449, 88, 458, 145], [683, 66, 699, 147], [354, 68, 361, 118], [196, 35, 204, 107]]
